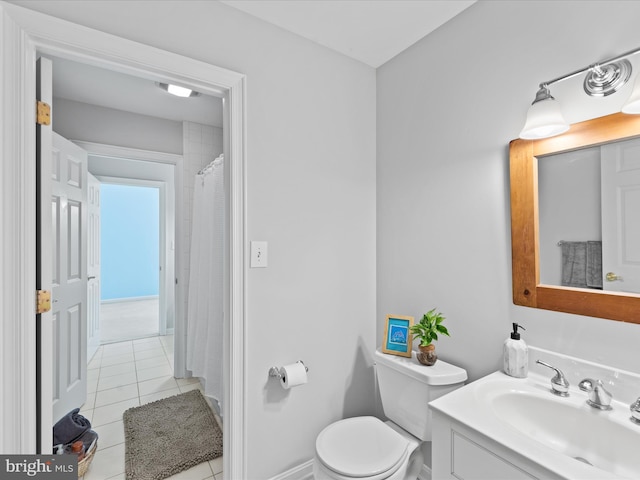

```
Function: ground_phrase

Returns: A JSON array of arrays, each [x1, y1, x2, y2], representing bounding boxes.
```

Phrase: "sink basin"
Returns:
[[429, 348, 640, 479], [491, 390, 640, 478], [470, 374, 640, 479]]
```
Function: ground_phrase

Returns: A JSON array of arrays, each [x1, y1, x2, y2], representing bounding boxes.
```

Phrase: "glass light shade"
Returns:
[[167, 84, 193, 97], [622, 75, 640, 114], [519, 97, 569, 139]]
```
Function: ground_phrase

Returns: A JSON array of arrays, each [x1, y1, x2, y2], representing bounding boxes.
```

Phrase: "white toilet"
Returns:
[[313, 348, 467, 480]]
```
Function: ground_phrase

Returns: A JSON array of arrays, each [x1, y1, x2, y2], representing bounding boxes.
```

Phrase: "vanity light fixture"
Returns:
[[519, 46, 640, 139], [157, 82, 200, 98], [519, 86, 569, 140], [621, 73, 640, 113]]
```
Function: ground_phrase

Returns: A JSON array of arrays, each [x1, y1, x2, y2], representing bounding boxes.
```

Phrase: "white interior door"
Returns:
[[51, 131, 89, 423], [87, 173, 101, 360], [601, 138, 640, 293]]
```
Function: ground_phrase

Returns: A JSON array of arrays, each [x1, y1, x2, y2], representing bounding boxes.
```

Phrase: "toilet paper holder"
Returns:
[[269, 360, 308, 379]]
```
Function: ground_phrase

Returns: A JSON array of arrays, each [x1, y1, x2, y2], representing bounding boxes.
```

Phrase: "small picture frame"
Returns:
[[382, 315, 414, 357]]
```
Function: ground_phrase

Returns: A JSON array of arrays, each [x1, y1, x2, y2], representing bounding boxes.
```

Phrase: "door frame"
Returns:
[[0, 3, 248, 477], [96, 176, 168, 338], [76, 141, 182, 344]]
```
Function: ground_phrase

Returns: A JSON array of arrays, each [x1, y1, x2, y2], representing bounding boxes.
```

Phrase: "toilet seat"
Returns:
[[315, 416, 410, 479]]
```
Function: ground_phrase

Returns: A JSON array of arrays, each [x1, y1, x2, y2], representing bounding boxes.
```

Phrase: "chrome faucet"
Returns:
[[536, 360, 570, 397], [579, 378, 612, 410], [630, 397, 640, 424]]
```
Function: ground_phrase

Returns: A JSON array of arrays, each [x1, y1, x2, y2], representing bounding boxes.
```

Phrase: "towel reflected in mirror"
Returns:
[[560, 241, 602, 289]]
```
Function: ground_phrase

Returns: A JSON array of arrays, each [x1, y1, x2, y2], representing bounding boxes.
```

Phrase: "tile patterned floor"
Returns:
[[79, 335, 224, 480], [100, 298, 160, 344]]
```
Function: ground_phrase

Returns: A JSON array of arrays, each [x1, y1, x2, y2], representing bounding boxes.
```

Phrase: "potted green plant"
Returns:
[[410, 308, 450, 365]]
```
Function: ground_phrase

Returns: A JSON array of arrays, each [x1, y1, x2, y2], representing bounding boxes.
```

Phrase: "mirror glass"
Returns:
[[537, 137, 640, 294], [510, 112, 640, 323]]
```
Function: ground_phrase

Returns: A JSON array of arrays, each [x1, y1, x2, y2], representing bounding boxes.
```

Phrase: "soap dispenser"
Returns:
[[503, 323, 528, 378]]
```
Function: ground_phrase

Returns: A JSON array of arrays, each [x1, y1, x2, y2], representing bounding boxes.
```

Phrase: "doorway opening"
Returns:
[[2, 7, 247, 474], [100, 182, 161, 344]]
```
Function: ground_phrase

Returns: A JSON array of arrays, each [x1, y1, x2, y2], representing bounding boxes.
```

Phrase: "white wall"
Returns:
[[53, 97, 184, 154], [14, 1, 377, 476], [377, 0, 640, 386]]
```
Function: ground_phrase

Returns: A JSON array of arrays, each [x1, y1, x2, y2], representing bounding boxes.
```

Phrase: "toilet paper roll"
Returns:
[[279, 362, 308, 389]]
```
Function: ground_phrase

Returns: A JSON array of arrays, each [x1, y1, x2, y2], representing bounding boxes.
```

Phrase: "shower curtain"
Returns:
[[186, 154, 224, 411]]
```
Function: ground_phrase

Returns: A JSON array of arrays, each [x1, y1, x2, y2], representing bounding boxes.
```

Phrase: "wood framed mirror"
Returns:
[[510, 112, 640, 324]]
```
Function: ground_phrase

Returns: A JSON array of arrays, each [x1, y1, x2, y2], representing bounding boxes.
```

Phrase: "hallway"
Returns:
[[79, 335, 223, 479], [99, 297, 160, 344]]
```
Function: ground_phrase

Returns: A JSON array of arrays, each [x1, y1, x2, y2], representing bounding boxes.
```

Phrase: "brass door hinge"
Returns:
[[36, 101, 51, 126], [36, 290, 51, 314]]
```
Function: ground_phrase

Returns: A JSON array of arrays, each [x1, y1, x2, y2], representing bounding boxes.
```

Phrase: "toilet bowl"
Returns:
[[313, 349, 467, 480], [313, 417, 423, 480]]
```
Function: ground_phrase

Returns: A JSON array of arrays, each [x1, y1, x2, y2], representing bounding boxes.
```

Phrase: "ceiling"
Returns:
[[51, 56, 224, 128], [50, 0, 475, 126], [220, 0, 475, 68]]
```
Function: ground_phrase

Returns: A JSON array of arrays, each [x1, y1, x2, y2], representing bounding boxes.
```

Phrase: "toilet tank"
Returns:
[[374, 349, 467, 441]]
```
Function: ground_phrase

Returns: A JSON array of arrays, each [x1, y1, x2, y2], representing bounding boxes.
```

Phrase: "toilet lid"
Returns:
[[315, 417, 409, 478]]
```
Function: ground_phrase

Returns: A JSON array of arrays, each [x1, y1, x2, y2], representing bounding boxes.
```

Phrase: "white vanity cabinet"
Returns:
[[431, 411, 561, 480]]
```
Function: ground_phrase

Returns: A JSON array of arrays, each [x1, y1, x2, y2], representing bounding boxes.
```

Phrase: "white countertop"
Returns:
[[430, 369, 640, 480]]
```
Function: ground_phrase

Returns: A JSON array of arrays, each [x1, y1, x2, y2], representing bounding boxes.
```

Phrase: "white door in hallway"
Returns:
[[37, 56, 90, 452], [51, 131, 89, 423], [87, 173, 101, 361], [601, 138, 640, 293]]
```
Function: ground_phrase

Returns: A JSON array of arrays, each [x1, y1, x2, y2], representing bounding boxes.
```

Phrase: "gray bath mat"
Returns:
[[123, 389, 222, 480]]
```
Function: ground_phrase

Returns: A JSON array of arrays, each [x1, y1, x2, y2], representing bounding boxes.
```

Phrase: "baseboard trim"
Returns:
[[101, 295, 159, 304], [419, 464, 432, 480], [268, 460, 314, 480]]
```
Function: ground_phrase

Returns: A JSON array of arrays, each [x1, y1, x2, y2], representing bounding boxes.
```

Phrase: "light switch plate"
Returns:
[[250, 241, 268, 268]]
